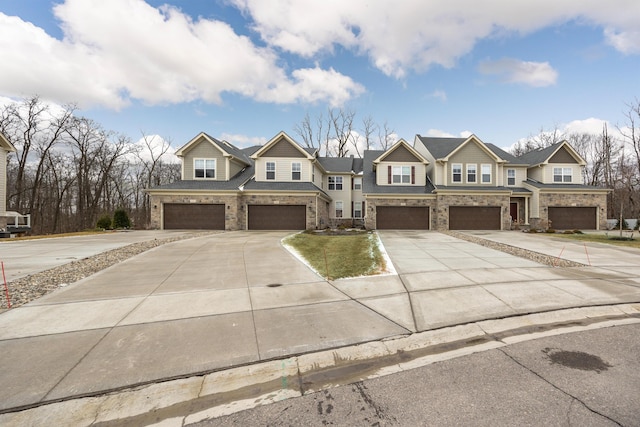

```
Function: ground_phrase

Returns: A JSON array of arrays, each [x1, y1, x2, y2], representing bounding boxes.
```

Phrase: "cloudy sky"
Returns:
[[1, 0, 639, 151]]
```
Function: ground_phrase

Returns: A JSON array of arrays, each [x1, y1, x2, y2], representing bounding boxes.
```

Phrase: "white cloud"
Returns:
[[219, 133, 267, 148], [424, 129, 471, 138], [231, 0, 640, 78], [429, 90, 447, 102], [604, 28, 640, 54], [131, 134, 180, 164], [478, 59, 558, 87], [0, 0, 363, 110]]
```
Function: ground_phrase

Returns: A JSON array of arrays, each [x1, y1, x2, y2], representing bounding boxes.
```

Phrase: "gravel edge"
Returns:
[[1, 232, 215, 310], [443, 230, 585, 268]]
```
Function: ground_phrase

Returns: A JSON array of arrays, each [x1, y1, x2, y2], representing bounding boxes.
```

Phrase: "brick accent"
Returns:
[[535, 192, 608, 230], [150, 193, 328, 230], [435, 194, 510, 230]]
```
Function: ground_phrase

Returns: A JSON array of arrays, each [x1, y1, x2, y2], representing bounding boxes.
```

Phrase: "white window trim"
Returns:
[[354, 177, 362, 190], [466, 164, 477, 183], [553, 167, 572, 183], [452, 163, 462, 183], [481, 164, 492, 184], [194, 158, 216, 179], [328, 176, 343, 190], [335, 201, 343, 218], [292, 162, 301, 180], [507, 169, 516, 186], [266, 161, 276, 180], [392, 165, 411, 184], [354, 201, 362, 218]]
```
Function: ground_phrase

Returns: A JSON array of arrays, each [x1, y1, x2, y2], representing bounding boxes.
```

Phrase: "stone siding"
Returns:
[[535, 192, 608, 230], [149, 194, 240, 230], [365, 198, 435, 230]]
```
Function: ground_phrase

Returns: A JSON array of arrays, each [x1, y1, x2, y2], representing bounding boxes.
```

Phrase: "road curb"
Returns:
[[2, 303, 639, 426]]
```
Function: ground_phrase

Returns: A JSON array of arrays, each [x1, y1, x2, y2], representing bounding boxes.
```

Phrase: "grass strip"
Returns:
[[283, 231, 386, 279]]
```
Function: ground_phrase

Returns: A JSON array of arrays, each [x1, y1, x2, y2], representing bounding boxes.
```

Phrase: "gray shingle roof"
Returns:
[[484, 143, 525, 164], [243, 178, 329, 197], [149, 165, 254, 191], [202, 132, 252, 164], [317, 157, 354, 173], [516, 141, 564, 166], [415, 135, 467, 159], [524, 179, 607, 190], [434, 185, 512, 192]]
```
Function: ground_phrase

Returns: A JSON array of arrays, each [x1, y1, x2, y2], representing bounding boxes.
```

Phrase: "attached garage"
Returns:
[[449, 206, 501, 230], [248, 205, 306, 230], [548, 207, 596, 230], [376, 206, 430, 230], [163, 203, 225, 230]]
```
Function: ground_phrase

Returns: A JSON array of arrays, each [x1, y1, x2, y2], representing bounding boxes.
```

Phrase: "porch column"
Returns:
[[524, 197, 530, 225]]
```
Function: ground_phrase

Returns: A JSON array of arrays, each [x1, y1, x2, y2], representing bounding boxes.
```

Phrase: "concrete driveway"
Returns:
[[1, 230, 640, 413], [0, 230, 196, 282]]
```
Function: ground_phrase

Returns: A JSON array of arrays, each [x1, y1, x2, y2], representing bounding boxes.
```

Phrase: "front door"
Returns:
[[510, 202, 518, 224]]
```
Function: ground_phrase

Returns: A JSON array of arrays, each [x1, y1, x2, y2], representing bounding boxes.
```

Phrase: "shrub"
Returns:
[[563, 230, 574, 234], [573, 229, 583, 234], [528, 228, 538, 233], [614, 219, 630, 230], [113, 209, 131, 229], [97, 214, 112, 230], [545, 228, 556, 233]]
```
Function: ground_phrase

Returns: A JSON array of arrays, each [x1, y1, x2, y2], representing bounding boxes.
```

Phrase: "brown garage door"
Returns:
[[164, 203, 225, 230], [376, 206, 430, 230], [248, 205, 306, 230], [548, 207, 596, 230], [449, 206, 501, 230]]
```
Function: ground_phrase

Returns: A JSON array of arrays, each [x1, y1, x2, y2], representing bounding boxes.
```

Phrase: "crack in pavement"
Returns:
[[497, 348, 623, 426]]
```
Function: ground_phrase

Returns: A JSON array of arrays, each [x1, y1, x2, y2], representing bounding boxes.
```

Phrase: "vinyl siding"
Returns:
[[254, 158, 312, 182], [504, 167, 527, 187], [326, 174, 352, 217], [447, 143, 496, 186], [549, 147, 578, 164], [376, 162, 426, 186], [228, 159, 245, 179], [261, 139, 306, 158], [182, 139, 226, 180], [542, 164, 583, 184]]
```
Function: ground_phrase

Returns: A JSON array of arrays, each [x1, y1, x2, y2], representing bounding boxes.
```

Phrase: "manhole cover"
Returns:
[[543, 348, 612, 373], [266, 284, 283, 288]]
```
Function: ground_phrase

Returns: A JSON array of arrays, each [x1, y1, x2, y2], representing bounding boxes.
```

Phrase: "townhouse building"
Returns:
[[147, 131, 609, 231]]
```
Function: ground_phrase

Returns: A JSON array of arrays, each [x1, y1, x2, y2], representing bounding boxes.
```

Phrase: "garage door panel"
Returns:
[[164, 204, 225, 230], [376, 206, 430, 230], [449, 206, 501, 230], [248, 205, 306, 230], [548, 207, 596, 230]]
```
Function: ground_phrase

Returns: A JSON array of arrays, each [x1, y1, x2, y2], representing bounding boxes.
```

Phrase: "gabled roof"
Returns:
[[148, 163, 254, 192], [250, 131, 316, 160], [175, 132, 251, 165], [416, 134, 504, 163], [0, 132, 16, 152], [373, 139, 428, 164], [517, 140, 586, 166], [361, 150, 435, 195], [317, 156, 360, 173], [485, 143, 527, 165]]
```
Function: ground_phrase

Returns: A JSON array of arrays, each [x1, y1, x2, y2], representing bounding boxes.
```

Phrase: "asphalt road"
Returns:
[[190, 323, 640, 426]]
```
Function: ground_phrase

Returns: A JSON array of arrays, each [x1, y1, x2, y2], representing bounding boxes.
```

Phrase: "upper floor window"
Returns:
[[335, 201, 343, 218], [354, 201, 362, 218], [392, 166, 411, 184], [353, 177, 362, 190], [328, 176, 343, 190], [292, 162, 301, 180], [507, 169, 516, 186], [481, 164, 491, 183], [553, 167, 572, 183], [266, 162, 276, 180], [452, 164, 462, 183], [194, 158, 215, 179], [466, 164, 477, 183]]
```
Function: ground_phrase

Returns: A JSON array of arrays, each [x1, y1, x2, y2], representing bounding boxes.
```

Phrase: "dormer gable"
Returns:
[[440, 135, 505, 163], [373, 139, 428, 165], [175, 132, 251, 165], [517, 140, 586, 167], [251, 131, 316, 160]]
